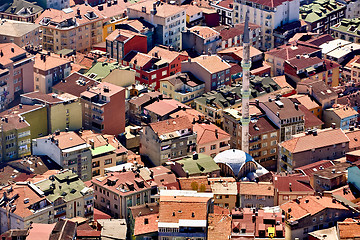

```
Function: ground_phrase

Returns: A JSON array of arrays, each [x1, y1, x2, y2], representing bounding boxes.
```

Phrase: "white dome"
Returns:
[[213, 149, 254, 177]]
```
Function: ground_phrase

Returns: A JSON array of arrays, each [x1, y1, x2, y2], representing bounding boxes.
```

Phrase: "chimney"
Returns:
[[89, 139, 95, 149], [193, 153, 198, 160], [294, 102, 299, 110], [151, 2, 157, 15], [188, 57, 191, 63], [331, 123, 336, 129], [77, 8, 80, 15], [11, 48, 14, 53], [215, 129, 218, 138]]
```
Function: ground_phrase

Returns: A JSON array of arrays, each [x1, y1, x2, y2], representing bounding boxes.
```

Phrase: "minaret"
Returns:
[[241, 12, 251, 153]]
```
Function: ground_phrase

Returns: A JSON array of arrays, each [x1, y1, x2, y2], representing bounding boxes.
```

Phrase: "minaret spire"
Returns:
[[241, 12, 251, 153]]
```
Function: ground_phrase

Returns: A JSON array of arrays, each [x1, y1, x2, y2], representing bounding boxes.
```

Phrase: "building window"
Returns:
[[199, 147, 205, 153], [104, 159, 112, 165], [283, 195, 289, 200], [211, 144, 216, 150], [262, 134, 268, 140]]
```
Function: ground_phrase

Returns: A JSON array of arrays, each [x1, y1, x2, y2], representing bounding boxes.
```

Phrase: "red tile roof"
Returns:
[[207, 212, 232, 240], [295, 160, 335, 176], [93, 208, 111, 221], [266, 41, 320, 61], [193, 122, 230, 145], [273, 174, 314, 193], [134, 213, 159, 236], [246, 0, 296, 8], [37, 131, 86, 150], [338, 219, 360, 239], [144, 99, 189, 117], [0, 43, 27, 65], [149, 116, 193, 136], [215, 23, 260, 41]]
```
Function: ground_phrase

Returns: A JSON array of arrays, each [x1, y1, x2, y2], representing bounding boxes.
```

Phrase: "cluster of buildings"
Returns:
[[1, 0, 360, 239]]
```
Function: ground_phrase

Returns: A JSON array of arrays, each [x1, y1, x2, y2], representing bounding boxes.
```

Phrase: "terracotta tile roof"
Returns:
[[82, 81, 124, 98], [266, 41, 320, 61], [289, 94, 320, 110], [149, 116, 193, 136], [307, 34, 334, 47], [178, 176, 212, 192], [123, 51, 153, 67], [273, 174, 314, 193], [218, 46, 262, 60], [53, 72, 98, 97], [93, 208, 111, 221], [183, 4, 203, 16], [245, 0, 295, 8], [261, 97, 304, 120], [249, 116, 279, 136], [299, 104, 324, 129], [159, 195, 210, 223], [280, 128, 349, 153], [338, 219, 360, 239], [95, 0, 129, 18], [105, 29, 142, 42], [0, 112, 30, 131], [295, 160, 335, 176], [169, 108, 205, 122], [139, 166, 179, 189], [329, 105, 358, 119], [130, 202, 159, 217], [214, 23, 260, 41], [38, 131, 87, 150], [34, 53, 71, 71], [207, 212, 232, 240], [27, 223, 56, 240], [128, 0, 185, 18], [148, 45, 187, 64], [324, 185, 356, 202], [191, 55, 231, 74], [193, 122, 230, 145], [91, 171, 151, 197], [144, 99, 189, 117], [345, 130, 360, 150], [0, 43, 27, 65], [281, 196, 349, 221], [238, 182, 274, 196], [80, 130, 109, 148], [128, 91, 162, 106], [189, 26, 219, 39], [286, 56, 323, 70], [76, 230, 101, 237], [272, 75, 293, 89], [134, 213, 159, 236], [215, 0, 233, 9]]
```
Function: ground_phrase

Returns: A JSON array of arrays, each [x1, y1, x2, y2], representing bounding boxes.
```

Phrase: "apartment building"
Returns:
[[233, 0, 300, 50], [312, 162, 350, 192], [127, 1, 186, 50], [259, 97, 305, 142], [223, 109, 280, 171], [159, 72, 205, 106], [36, 0, 70, 10], [32, 131, 92, 181], [209, 178, 237, 209], [0, 0, 43, 22], [106, 29, 147, 62], [289, 94, 322, 119], [36, 4, 104, 52], [331, 18, 360, 44], [215, 23, 261, 50], [0, 19, 40, 48], [21, 91, 82, 133], [143, 99, 190, 123], [211, 0, 233, 25], [339, 0, 360, 19], [343, 55, 360, 84], [140, 116, 197, 166], [323, 105, 358, 130], [264, 41, 322, 76], [300, 0, 346, 35], [171, 154, 220, 178], [194, 122, 230, 158], [0, 170, 93, 234], [128, 91, 162, 125], [281, 196, 355, 240], [158, 190, 213, 240], [278, 128, 350, 172], [183, 4, 204, 27], [0, 43, 34, 110], [33, 53, 71, 93], [238, 182, 275, 208], [182, 26, 221, 55], [81, 82, 125, 135], [284, 56, 340, 87], [182, 55, 231, 92], [91, 171, 152, 219]]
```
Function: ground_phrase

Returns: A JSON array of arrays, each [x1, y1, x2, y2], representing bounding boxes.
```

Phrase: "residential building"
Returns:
[[207, 207, 232, 240], [34, 170, 94, 221], [289, 94, 322, 119], [91, 171, 152, 219], [273, 20, 308, 48], [128, 91, 162, 125], [259, 97, 305, 142], [300, 103, 325, 130], [215, 23, 261, 50], [0, 19, 40, 48], [33, 53, 72, 93], [97, 219, 127, 240], [0, 43, 34, 110], [320, 39, 360, 65], [181, 55, 231, 92], [170, 153, 220, 178], [36, 4, 104, 52], [238, 182, 275, 208], [143, 98, 190, 123], [312, 162, 351, 192], [273, 174, 315, 205], [217, 45, 263, 64], [183, 4, 204, 27], [35, 0, 70, 9], [233, 0, 300, 50], [281, 196, 355, 240], [0, 0, 43, 22], [32, 131, 92, 181], [209, 177, 237, 210], [284, 56, 340, 87], [140, 116, 197, 165], [79, 130, 117, 177], [297, 79, 338, 109], [331, 18, 360, 44], [177, 176, 212, 192], [106, 29, 147, 62], [339, 0, 360, 19], [264, 41, 322, 76], [158, 190, 213, 240], [337, 218, 360, 240], [294, 159, 335, 176], [0, 170, 93, 234], [278, 128, 350, 172], [213, 149, 270, 181], [193, 122, 230, 158], [231, 207, 285, 239], [139, 165, 179, 190], [300, 0, 346, 35], [211, 0, 233, 25], [159, 72, 205, 106], [223, 109, 280, 171], [127, 1, 186, 50], [342, 55, 360, 84], [344, 127, 360, 151], [86, 62, 135, 85], [80, 82, 126, 135], [182, 26, 221, 55], [21, 91, 82, 133], [323, 105, 358, 130], [346, 163, 360, 192], [128, 203, 159, 240], [52, 72, 98, 97]]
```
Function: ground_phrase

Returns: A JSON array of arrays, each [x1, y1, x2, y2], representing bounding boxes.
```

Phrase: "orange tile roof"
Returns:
[[183, 4, 203, 16], [149, 116, 193, 136], [178, 176, 212, 192], [330, 105, 359, 119], [105, 29, 142, 42], [288, 94, 320, 110], [128, 0, 185, 18], [38, 131, 87, 150], [191, 55, 231, 74], [148, 46, 187, 64], [238, 182, 274, 196], [280, 128, 349, 153], [207, 213, 232, 240], [27, 223, 56, 240], [338, 219, 360, 239], [189, 26, 219, 39], [345, 130, 360, 150], [281, 196, 349, 220], [34, 53, 71, 71], [169, 108, 205, 122], [193, 122, 230, 145], [0, 43, 27, 65], [134, 213, 159, 236], [144, 99, 189, 117]]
